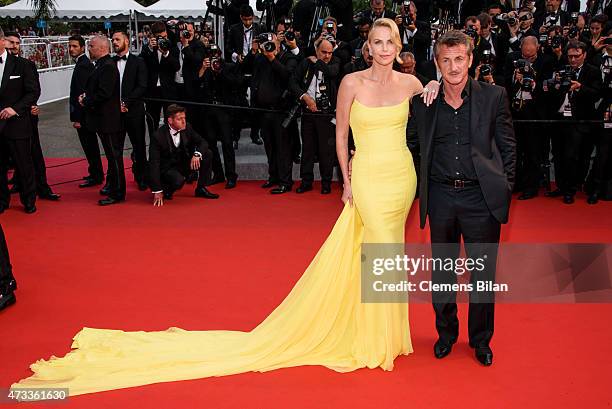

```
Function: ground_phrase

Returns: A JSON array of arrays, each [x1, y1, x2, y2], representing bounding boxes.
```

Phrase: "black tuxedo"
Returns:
[[0, 52, 40, 209], [225, 23, 262, 62], [83, 54, 125, 200], [410, 79, 516, 350], [116, 53, 148, 186], [69, 54, 103, 182], [140, 43, 181, 133], [149, 124, 212, 194], [534, 10, 570, 31]]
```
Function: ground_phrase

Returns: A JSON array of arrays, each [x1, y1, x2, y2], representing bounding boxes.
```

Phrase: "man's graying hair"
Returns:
[[434, 30, 474, 59]]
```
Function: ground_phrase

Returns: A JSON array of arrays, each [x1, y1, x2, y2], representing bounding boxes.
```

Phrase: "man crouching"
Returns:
[[149, 104, 219, 206]]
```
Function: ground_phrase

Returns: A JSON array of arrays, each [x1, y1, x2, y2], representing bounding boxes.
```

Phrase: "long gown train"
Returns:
[[12, 98, 417, 397]]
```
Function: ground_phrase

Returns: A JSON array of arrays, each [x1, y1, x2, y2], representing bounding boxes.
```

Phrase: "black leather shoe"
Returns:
[[271, 185, 291, 194], [518, 192, 537, 200], [225, 179, 237, 189], [98, 197, 123, 206], [261, 181, 277, 188], [39, 191, 61, 201], [24, 204, 36, 214], [434, 340, 453, 359], [99, 186, 111, 196], [0, 292, 16, 312], [137, 182, 148, 191], [296, 183, 312, 194], [545, 188, 563, 197], [206, 176, 226, 186], [563, 194, 575, 204], [321, 184, 331, 195], [195, 187, 220, 199], [79, 179, 103, 188], [475, 347, 493, 366], [587, 194, 599, 205], [251, 136, 264, 145]]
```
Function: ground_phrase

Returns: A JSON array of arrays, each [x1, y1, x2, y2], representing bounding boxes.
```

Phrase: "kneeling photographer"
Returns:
[[289, 37, 340, 195], [503, 36, 555, 200], [196, 44, 245, 189]]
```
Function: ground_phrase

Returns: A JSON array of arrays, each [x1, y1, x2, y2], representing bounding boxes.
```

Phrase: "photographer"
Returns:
[[478, 13, 506, 83], [464, 16, 484, 76], [195, 45, 245, 189], [276, 18, 303, 59], [242, 32, 295, 193], [140, 21, 181, 133], [206, 0, 250, 35], [360, 0, 397, 23], [343, 42, 372, 77], [226, 5, 262, 64], [349, 17, 371, 59], [396, 0, 431, 74], [584, 36, 612, 203], [289, 37, 339, 195], [309, 17, 352, 68], [585, 14, 609, 64], [535, 0, 569, 33], [543, 40, 603, 204], [504, 36, 555, 199]]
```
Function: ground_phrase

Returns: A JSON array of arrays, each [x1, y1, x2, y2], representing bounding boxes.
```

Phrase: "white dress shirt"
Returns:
[[0, 50, 7, 86], [116, 52, 129, 99], [232, 25, 254, 63]]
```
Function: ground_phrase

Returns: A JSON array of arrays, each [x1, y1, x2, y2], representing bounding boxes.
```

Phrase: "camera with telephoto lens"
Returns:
[[282, 17, 296, 41], [255, 33, 277, 52], [519, 12, 532, 23], [602, 56, 612, 89], [316, 84, 332, 113], [479, 49, 493, 79], [157, 36, 171, 51], [545, 65, 577, 92], [464, 25, 478, 40], [551, 35, 565, 49], [543, 14, 559, 30], [494, 13, 517, 27], [514, 59, 536, 91]]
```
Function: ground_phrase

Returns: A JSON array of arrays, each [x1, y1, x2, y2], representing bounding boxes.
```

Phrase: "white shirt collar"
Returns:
[[0, 49, 7, 63]]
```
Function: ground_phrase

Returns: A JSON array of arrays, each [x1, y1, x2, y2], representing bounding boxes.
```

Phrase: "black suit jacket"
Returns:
[[70, 54, 94, 123], [225, 23, 262, 62], [119, 54, 148, 118], [534, 11, 570, 31], [0, 53, 40, 139], [410, 79, 516, 228], [503, 51, 555, 117], [289, 57, 340, 108], [148, 123, 208, 192], [139, 44, 181, 98], [547, 63, 604, 121], [83, 54, 122, 134]]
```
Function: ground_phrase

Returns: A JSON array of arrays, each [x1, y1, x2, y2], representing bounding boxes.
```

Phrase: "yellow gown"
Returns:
[[11, 98, 418, 397]]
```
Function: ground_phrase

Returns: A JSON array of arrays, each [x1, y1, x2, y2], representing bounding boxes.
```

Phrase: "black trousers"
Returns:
[[11, 116, 53, 195], [0, 224, 15, 294], [123, 113, 148, 184], [513, 103, 547, 194], [259, 112, 293, 187], [586, 125, 612, 198], [553, 115, 595, 195], [99, 132, 126, 200], [204, 107, 237, 180], [145, 86, 171, 135], [161, 149, 213, 194], [300, 114, 336, 186], [428, 182, 501, 349], [76, 126, 104, 182], [0, 138, 36, 208]]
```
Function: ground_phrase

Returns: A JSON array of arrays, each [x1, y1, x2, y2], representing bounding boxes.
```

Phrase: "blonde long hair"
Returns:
[[367, 18, 403, 64]]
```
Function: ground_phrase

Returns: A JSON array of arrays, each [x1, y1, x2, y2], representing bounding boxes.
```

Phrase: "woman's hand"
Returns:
[[421, 80, 440, 106], [341, 182, 353, 207]]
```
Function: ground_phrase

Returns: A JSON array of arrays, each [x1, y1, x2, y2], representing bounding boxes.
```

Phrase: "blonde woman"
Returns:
[[12, 19, 439, 398]]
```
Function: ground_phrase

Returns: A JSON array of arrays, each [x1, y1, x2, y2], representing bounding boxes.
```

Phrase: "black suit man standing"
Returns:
[[112, 31, 149, 191], [68, 35, 104, 188], [0, 27, 40, 214], [80, 36, 124, 206], [410, 30, 516, 367], [149, 104, 219, 206]]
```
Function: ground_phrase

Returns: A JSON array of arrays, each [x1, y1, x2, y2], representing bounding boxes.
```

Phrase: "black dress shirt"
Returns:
[[431, 81, 478, 182]]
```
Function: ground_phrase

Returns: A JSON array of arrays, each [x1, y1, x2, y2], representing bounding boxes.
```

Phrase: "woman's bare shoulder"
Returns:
[[395, 71, 424, 97]]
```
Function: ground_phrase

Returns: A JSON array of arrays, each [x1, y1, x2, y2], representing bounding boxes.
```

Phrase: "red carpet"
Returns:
[[1, 158, 611, 408]]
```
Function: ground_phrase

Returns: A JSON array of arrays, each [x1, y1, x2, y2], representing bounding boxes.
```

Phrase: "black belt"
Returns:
[[433, 178, 480, 188]]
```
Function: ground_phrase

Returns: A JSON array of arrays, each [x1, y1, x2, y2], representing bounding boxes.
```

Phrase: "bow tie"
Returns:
[[172, 130, 181, 137], [114, 55, 128, 61], [244, 26, 252, 32]]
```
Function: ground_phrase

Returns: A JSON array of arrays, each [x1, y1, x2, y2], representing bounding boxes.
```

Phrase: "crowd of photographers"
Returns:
[[1, 0, 611, 212]]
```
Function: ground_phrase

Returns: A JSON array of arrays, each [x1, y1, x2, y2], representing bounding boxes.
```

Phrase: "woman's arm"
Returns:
[[336, 74, 357, 206]]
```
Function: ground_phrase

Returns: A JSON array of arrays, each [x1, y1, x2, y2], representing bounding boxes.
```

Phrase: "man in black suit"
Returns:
[[360, 0, 398, 23], [79, 36, 125, 206], [226, 5, 262, 63], [111, 31, 149, 192], [290, 38, 339, 195], [535, 0, 570, 32], [4, 31, 60, 201], [544, 40, 603, 204], [140, 22, 180, 134], [0, 224, 16, 311], [410, 30, 516, 367], [149, 104, 219, 205], [68, 35, 104, 188], [397, 1, 431, 75], [0, 27, 40, 214]]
